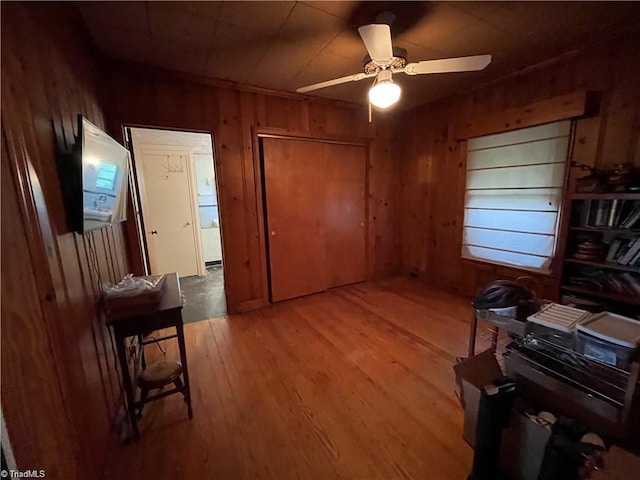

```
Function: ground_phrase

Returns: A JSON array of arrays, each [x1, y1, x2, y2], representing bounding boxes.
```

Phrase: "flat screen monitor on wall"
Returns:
[[58, 115, 130, 234], [80, 117, 130, 232]]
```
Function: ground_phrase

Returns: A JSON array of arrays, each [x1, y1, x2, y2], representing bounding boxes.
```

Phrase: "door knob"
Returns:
[[271, 231, 276, 236], [184, 221, 191, 227], [149, 230, 158, 235]]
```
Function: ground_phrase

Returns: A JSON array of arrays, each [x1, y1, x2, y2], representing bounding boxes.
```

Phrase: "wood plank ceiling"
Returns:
[[76, 1, 640, 110]]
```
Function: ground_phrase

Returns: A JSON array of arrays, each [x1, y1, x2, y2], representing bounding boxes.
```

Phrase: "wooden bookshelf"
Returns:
[[558, 192, 640, 312], [570, 226, 640, 235], [560, 285, 640, 306], [571, 193, 640, 201], [564, 257, 640, 273]]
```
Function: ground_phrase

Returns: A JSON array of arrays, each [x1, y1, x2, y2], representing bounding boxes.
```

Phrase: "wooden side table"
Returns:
[[106, 272, 192, 440]]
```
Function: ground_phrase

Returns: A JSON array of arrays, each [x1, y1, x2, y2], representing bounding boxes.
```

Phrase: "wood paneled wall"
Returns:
[[103, 65, 402, 313], [400, 30, 640, 300], [1, 4, 129, 478], [9, 4, 636, 477], [1, 4, 401, 475]]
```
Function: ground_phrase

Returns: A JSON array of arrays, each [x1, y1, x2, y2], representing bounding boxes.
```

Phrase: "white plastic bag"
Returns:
[[103, 274, 164, 298]]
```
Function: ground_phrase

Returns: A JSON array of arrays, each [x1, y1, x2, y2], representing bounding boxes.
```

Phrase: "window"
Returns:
[[461, 121, 571, 273]]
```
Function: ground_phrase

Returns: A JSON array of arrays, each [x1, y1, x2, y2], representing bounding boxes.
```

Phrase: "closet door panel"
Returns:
[[324, 143, 367, 288], [263, 138, 327, 302]]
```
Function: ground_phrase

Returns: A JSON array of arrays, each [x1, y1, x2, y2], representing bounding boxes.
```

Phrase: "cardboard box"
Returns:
[[454, 349, 503, 446], [500, 412, 551, 480], [454, 350, 551, 480]]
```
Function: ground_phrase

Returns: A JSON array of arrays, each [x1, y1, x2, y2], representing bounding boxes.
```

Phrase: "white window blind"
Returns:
[[461, 121, 571, 273]]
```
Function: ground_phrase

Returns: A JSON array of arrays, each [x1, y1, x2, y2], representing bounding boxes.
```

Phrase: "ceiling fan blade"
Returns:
[[402, 54, 492, 76], [358, 24, 393, 64], [296, 72, 376, 93]]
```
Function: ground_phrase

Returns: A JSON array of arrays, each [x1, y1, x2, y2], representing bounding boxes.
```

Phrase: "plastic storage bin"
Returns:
[[576, 332, 636, 369], [576, 312, 640, 369]]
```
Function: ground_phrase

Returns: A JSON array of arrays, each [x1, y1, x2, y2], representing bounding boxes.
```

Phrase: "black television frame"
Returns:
[[56, 114, 129, 234]]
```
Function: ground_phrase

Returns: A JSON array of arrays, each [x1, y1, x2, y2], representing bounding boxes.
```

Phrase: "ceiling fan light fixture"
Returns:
[[368, 70, 401, 109], [295, 23, 491, 112]]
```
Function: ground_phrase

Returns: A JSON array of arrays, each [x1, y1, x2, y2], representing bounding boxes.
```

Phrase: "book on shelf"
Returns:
[[565, 270, 640, 296], [621, 273, 640, 294], [620, 201, 640, 228], [606, 199, 621, 227], [619, 236, 640, 265], [561, 294, 603, 310], [605, 238, 623, 263], [579, 199, 592, 226], [583, 199, 640, 228], [599, 235, 640, 266], [614, 236, 640, 265]]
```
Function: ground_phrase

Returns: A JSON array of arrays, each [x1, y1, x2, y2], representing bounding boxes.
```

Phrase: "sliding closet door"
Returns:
[[263, 138, 328, 302], [324, 143, 367, 288]]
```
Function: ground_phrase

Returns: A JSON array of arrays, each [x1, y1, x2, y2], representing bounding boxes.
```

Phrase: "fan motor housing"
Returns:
[[363, 47, 408, 74]]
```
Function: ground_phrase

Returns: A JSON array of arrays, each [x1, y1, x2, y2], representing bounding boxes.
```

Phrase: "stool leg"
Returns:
[[176, 321, 193, 419], [173, 377, 185, 399], [137, 387, 149, 419]]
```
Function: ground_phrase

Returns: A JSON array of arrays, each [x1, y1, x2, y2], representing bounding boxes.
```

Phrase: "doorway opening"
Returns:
[[126, 126, 226, 322]]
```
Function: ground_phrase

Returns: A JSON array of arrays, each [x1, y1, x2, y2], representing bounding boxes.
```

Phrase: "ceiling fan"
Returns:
[[296, 24, 491, 110]]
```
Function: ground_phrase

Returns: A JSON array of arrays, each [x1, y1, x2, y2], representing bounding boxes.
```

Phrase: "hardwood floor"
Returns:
[[103, 278, 499, 479]]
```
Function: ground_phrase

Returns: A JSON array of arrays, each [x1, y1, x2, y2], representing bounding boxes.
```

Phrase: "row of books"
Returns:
[[605, 235, 640, 266], [580, 199, 640, 228], [566, 271, 640, 295]]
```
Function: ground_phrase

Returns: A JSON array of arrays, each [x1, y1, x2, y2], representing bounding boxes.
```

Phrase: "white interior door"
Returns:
[[135, 146, 204, 277]]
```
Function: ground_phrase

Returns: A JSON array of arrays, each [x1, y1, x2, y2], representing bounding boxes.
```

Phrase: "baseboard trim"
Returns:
[[231, 298, 268, 314]]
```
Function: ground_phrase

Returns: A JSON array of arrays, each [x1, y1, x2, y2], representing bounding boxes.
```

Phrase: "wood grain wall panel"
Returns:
[[1, 127, 79, 480], [1, 4, 129, 478], [368, 118, 402, 279], [454, 92, 588, 139], [600, 40, 640, 166], [238, 92, 266, 301], [217, 88, 262, 308], [572, 115, 603, 169], [73, 233, 121, 412], [401, 30, 640, 299], [264, 95, 293, 130], [400, 104, 450, 280], [103, 65, 402, 312]]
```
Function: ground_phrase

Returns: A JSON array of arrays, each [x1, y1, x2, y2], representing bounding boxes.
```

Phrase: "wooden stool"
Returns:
[[136, 360, 185, 418]]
